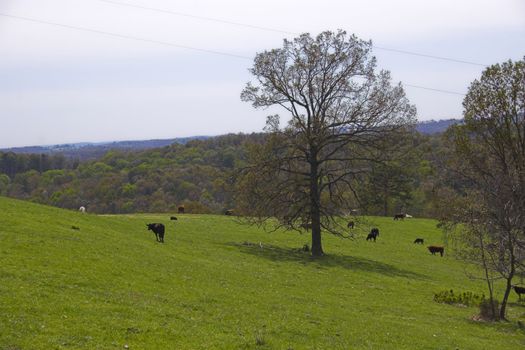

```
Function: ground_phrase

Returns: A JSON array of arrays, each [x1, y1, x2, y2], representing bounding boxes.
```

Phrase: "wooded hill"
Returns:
[[0, 129, 446, 216]]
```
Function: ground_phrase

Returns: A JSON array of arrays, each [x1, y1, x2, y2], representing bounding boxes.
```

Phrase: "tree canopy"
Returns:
[[238, 30, 416, 256], [444, 57, 525, 320]]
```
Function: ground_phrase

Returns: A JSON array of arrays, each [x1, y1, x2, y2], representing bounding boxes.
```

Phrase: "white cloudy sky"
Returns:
[[0, 0, 524, 147]]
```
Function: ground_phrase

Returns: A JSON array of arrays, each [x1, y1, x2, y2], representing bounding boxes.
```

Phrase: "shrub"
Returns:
[[433, 289, 485, 307]]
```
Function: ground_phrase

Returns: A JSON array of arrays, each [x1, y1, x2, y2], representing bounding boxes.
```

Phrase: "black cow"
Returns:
[[347, 221, 355, 229], [394, 213, 406, 220], [170, 216, 178, 220], [428, 245, 444, 257], [513, 285, 525, 301], [147, 223, 165, 243], [414, 238, 424, 244], [367, 228, 380, 242], [178, 206, 185, 214]]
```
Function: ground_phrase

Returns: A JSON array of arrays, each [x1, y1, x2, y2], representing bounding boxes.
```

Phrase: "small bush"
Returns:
[[433, 289, 485, 307]]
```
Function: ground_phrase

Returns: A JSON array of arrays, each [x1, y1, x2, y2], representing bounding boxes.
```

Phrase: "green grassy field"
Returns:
[[1, 196, 524, 349]]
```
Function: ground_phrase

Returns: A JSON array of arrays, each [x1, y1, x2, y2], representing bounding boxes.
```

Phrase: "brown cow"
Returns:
[[428, 245, 444, 257]]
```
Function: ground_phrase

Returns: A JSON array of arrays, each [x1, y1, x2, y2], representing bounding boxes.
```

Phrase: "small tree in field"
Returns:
[[445, 58, 525, 320], [237, 31, 416, 256]]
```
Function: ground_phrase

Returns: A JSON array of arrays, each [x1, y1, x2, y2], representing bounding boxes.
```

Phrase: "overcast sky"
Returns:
[[1, 0, 524, 148]]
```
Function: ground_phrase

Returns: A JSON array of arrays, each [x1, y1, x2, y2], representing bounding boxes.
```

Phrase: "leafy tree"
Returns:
[[238, 30, 416, 256], [444, 58, 525, 320]]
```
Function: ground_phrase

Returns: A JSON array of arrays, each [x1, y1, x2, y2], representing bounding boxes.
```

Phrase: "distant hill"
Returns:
[[415, 119, 461, 134], [1, 119, 459, 160], [1, 136, 210, 160]]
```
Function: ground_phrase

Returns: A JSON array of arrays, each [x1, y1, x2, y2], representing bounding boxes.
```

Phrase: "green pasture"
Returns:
[[0, 197, 524, 349]]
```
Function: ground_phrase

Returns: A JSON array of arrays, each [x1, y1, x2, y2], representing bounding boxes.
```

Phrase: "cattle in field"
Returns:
[[513, 285, 525, 301], [414, 238, 424, 244], [225, 209, 234, 216], [147, 223, 165, 243], [170, 216, 178, 220], [393, 213, 406, 220], [428, 245, 444, 256], [366, 228, 379, 242], [347, 221, 355, 229], [79, 206, 86, 213], [178, 206, 185, 214]]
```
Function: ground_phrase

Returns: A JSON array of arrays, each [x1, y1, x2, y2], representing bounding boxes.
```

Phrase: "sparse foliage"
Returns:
[[443, 57, 525, 320]]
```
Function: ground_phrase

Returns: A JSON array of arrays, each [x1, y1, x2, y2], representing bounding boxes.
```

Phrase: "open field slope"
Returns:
[[1, 197, 524, 349]]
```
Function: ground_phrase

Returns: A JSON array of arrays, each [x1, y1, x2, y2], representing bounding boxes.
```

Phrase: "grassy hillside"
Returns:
[[1, 197, 524, 349]]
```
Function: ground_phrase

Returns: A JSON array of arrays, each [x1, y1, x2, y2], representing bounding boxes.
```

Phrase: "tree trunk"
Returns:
[[309, 156, 324, 257], [383, 196, 388, 217], [499, 277, 513, 321], [499, 232, 516, 320], [477, 227, 497, 319]]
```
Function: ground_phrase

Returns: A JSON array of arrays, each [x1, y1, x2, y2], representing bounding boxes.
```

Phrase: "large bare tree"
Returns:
[[237, 31, 416, 256]]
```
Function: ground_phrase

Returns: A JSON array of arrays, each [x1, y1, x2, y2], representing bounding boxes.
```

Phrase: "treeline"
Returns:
[[0, 131, 446, 216], [0, 152, 76, 178], [0, 134, 261, 213]]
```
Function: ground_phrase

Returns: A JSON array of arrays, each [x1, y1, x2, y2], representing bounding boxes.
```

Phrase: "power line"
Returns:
[[0, 13, 252, 60], [404, 84, 465, 96], [0, 12, 466, 96], [98, 0, 296, 35], [373, 46, 487, 67], [97, 0, 488, 67]]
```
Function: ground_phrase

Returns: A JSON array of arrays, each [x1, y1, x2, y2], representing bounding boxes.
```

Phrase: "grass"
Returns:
[[0, 196, 524, 349]]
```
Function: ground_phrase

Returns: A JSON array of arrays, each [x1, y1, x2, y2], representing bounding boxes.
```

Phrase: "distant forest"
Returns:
[[0, 122, 455, 217]]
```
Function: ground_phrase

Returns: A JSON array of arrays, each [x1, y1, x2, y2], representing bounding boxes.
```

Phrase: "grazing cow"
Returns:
[[414, 238, 424, 244], [79, 206, 86, 213], [513, 285, 525, 301], [367, 228, 380, 242], [170, 216, 178, 220], [147, 223, 165, 243], [178, 205, 185, 214], [393, 213, 406, 220], [347, 221, 355, 229], [225, 209, 234, 216], [428, 245, 444, 257]]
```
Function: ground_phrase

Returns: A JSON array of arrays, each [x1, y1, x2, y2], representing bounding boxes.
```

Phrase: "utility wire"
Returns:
[[0, 13, 251, 60], [0, 12, 466, 96], [404, 84, 465, 96], [98, 0, 296, 35], [97, 0, 488, 67]]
